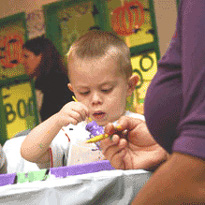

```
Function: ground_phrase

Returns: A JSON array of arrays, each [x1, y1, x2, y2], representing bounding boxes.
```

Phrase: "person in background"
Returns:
[[22, 36, 73, 122], [0, 144, 7, 174], [100, 0, 205, 204], [20, 30, 167, 169]]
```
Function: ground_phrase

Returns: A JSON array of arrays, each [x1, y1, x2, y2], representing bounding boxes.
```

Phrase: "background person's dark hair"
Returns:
[[23, 36, 67, 79], [23, 36, 73, 121]]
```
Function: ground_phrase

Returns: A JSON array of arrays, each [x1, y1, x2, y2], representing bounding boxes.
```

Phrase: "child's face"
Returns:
[[68, 57, 136, 126]]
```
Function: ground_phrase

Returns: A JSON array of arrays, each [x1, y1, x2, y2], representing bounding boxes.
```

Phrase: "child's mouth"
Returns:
[[93, 112, 105, 120]]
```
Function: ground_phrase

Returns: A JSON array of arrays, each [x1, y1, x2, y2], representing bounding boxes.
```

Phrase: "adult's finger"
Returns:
[[108, 149, 127, 169], [116, 116, 144, 132], [100, 134, 121, 154], [101, 137, 127, 169], [104, 123, 116, 136], [101, 136, 127, 156]]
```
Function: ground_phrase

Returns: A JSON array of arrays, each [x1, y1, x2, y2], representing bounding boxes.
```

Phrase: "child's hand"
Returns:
[[57, 101, 89, 126]]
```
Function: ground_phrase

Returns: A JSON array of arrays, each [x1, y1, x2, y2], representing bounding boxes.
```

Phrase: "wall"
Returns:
[[0, 0, 177, 56], [0, 0, 58, 16], [154, 0, 177, 55]]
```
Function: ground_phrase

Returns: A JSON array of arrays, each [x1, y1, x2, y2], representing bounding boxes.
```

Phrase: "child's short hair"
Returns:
[[66, 30, 132, 79]]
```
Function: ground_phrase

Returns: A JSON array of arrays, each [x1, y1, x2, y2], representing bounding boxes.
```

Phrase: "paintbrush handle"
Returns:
[[72, 96, 92, 122], [86, 134, 109, 143]]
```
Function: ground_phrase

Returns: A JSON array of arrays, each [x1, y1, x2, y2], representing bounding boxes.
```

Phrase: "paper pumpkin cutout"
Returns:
[[111, 0, 144, 36]]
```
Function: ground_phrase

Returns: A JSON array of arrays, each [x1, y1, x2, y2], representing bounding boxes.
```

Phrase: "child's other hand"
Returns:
[[57, 101, 89, 126]]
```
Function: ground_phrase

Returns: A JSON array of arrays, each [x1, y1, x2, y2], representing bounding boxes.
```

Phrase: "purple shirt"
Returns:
[[144, 0, 205, 159]]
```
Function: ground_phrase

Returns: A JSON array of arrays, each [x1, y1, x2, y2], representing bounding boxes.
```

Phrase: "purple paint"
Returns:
[[85, 121, 104, 149], [0, 173, 16, 186], [50, 160, 115, 178], [85, 121, 104, 136]]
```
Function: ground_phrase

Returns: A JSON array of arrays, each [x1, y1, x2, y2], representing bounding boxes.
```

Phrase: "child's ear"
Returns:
[[67, 83, 73, 92], [127, 75, 139, 97]]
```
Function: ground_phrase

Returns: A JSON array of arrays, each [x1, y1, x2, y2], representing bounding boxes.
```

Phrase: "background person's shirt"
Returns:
[[35, 71, 74, 122]]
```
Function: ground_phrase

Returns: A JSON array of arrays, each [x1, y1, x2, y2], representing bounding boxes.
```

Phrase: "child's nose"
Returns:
[[91, 92, 102, 105]]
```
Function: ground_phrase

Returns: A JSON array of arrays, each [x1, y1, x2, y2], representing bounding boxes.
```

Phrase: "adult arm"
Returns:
[[132, 153, 205, 204]]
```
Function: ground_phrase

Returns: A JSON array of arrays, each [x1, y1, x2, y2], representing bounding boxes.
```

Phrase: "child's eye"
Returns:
[[79, 91, 90, 95], [101, 88, 112, 93]]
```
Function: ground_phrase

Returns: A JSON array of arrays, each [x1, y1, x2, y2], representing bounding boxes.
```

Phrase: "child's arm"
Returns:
[[21, 101, 89, 165]]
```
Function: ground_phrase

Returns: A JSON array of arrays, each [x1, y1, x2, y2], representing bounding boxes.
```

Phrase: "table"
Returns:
[[0, 160, 151, 204]]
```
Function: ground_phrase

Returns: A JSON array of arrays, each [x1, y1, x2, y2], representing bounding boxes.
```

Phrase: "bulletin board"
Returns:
[[44, 0, 160, 114], [44, 0, 108, 56], [0, 13, 39, 144], [106, 0, 160, 114], [0, 13, 26, 78]]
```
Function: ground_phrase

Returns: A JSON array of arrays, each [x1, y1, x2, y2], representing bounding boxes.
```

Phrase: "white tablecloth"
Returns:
[[0, 169, 151, 205]]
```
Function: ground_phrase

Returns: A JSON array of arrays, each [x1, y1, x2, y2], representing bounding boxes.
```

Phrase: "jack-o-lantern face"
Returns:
[[111, 1, 144, 36], [0, 34, 24, 68]]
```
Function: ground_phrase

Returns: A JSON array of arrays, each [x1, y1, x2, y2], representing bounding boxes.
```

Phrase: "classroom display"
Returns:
[[0, 13, 39, 144], [1, 82, 37, 140], [0, 14, 25, 78]]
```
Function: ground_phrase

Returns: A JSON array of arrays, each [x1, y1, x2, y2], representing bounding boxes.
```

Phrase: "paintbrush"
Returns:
[[72, 96, 92, 122], [72, 95, 111, 143]]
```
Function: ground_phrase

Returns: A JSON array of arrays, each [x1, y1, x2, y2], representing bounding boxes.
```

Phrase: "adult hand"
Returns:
[[100, 116, 169, 170]]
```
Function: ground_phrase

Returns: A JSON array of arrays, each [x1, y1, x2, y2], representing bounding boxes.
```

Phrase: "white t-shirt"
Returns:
[[0, 144, 7, 174], [3, 111, 144, 173], [50, 111, 145, 167]]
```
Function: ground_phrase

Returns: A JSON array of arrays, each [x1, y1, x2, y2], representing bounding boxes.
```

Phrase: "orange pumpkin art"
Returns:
[[111, 1, 144, 36], [0, 34, 24, 68]]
